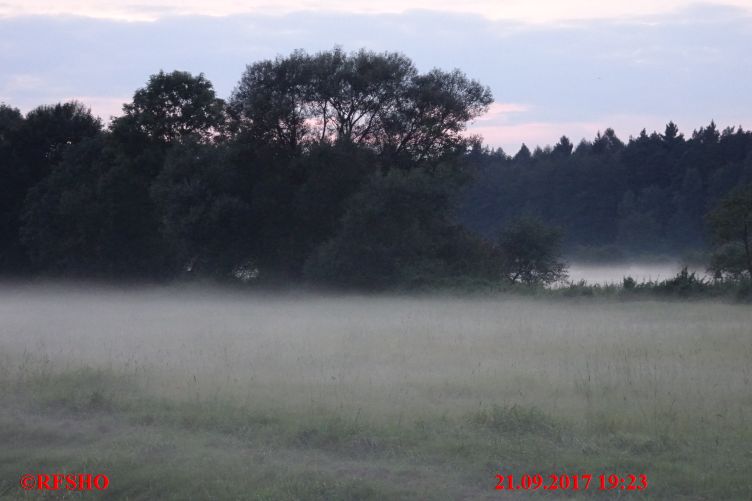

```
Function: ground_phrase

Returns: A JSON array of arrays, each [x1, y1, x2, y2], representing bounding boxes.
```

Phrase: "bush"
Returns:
[[497, 216, 568, 286], [623, 276, 637, 289], [653, 267, 708, 297]]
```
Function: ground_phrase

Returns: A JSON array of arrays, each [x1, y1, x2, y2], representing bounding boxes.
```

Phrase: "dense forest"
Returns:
[[1, 48, 751, 288], [460, 123, 752, 260]]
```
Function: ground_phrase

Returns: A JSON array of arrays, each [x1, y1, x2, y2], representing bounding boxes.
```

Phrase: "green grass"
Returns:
[[1, 285, 751, 499]]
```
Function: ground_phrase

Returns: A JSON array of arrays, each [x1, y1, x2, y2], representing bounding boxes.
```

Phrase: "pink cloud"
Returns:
[[476, 102, 529, 122], [68, 96, 128, 121]]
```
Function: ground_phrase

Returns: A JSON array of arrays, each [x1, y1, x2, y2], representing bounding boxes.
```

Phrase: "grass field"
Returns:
[[1, 284, 751, 499]]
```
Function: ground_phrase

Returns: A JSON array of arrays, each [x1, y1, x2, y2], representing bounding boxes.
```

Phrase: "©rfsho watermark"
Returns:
[[20, 473, 109, 491]]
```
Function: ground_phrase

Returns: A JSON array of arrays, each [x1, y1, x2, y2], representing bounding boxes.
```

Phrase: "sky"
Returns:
[[1, 1, 751, 152]]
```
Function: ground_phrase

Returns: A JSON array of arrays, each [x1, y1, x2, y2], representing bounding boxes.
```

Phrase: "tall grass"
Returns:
[[1, 284, 751, 498]]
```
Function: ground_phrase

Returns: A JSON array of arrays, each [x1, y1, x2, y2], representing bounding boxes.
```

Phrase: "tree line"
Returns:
[[460, 123, 752, 265], [1, 48, 750, 288]]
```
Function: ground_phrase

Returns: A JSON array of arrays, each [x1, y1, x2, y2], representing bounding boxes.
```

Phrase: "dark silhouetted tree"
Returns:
[[497, 216, 567, 285], [151, 140, 253, 277], [112, 70, 225, 148], [707, 183, 752, 279], [513, 143, 531, 162], [230, 48, 492, 164], [1, 102, 101, 273], [552, 136, 573, 158], [304, 168, 487, 288], [0, 104, 25, 271], [20, 137, 162, 276]]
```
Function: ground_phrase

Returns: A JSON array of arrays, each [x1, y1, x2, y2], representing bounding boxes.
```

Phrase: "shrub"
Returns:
[[653, 267, 708, 297]]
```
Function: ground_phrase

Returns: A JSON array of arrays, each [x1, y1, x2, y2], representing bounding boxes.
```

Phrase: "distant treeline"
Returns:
[[460, 123, 752, 260], [1, 48, 750, 288]]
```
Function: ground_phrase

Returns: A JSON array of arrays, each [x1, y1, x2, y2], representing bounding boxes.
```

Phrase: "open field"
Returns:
[[1, 284, 751, 499]]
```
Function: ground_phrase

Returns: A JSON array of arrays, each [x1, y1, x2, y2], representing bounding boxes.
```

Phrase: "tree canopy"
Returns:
[[230, 48, 492, 164], [2, 48, 752, 289], [459, 122, 752, 259], [497, 217, 567, 286], [114, 70, 225, 146], [707, 183, 752, 279]]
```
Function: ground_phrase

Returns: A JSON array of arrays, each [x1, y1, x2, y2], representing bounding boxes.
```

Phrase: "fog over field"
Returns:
[[0, 284, 747, 419], [2, 0, 751, 498], [1, 284, 750, 498], [566, 263, 705, 285]]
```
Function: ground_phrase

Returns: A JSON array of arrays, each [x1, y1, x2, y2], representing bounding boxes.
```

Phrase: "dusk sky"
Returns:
[[1, 0, 751, 153]]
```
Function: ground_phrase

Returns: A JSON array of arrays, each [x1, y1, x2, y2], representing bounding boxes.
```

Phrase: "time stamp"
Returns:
[[495, 473, 648, 492]]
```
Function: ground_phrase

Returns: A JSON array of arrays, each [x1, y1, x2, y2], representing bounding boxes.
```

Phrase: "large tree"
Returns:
[[112, 70, 225, 148], [20, 137, 162, 276], [230, 48, 492, 163], [303, 168, 490, 288], [707, 183, 752, 279], [18, 102, 103, 181], [0, 102, 102, 273], [150, 140, 253, 277]]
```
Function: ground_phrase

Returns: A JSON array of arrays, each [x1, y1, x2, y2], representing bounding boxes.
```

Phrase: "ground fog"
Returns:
[[1, 284, 750, 499]]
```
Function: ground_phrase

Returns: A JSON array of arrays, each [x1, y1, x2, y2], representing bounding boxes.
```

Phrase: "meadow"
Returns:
[[1, 283, 751, 499]]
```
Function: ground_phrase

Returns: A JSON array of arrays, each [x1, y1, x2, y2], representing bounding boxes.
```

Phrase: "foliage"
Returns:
[[230, 48, 492, 164], [19, 101, 104, 180], [286, 142, 376, 269], [150, 140, 253, 277], [2, 50, 752, 289], [652, 267, 709, 297], [20, 137, 162, 276], [459, 122, 752, 256], [0, 104, 26, 270], [303, 168, 492, 288], [1, 102, 102, 273], [497, 216, 568, 285], [112, 70, 225, 146], [706, 183, 752, 279]]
